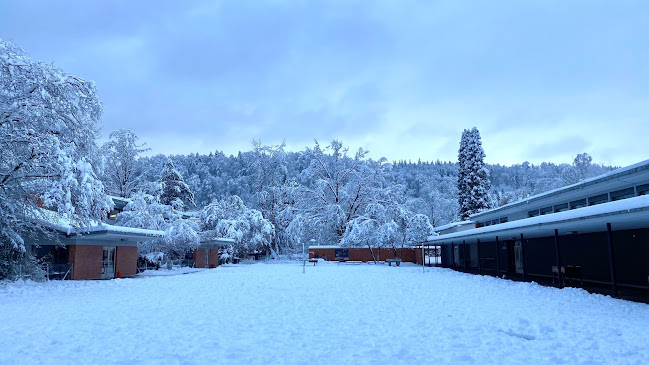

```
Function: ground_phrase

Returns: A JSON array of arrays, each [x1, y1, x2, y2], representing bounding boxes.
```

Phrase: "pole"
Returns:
[[606, 223, 617, 298], [477, 239, 482, 275], [422, 244, 425, 273], [463, 240, 467, 271], [554, 229, 563, 288], [520, 233, 527, 282], [495, 236, 501, 278], [450, 242, 454, 268], [302, 240, 305, 274]]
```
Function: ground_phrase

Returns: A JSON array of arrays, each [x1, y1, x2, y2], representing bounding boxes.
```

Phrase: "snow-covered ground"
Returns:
[[1, 262, 648, 364]]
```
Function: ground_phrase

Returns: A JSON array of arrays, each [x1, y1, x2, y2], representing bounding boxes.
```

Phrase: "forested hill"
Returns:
[[135, 146, 613, 228]]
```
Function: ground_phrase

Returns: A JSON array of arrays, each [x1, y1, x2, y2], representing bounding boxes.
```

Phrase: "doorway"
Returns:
[[102, 247, 116, 279]]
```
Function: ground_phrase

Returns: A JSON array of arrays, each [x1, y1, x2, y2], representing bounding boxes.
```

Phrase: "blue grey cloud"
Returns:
[[2, 0, 648, 166]]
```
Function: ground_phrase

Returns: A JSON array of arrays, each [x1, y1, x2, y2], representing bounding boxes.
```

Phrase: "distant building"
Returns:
[[28, 197, 163, 280], [425, 159, 649, 302]]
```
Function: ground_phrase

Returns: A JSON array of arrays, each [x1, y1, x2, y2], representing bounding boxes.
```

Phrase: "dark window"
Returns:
[[570, 199, 587, 209], [484, 220, 492, 226], [637, 183, 649, 196], [540, 206, 553, 215], [491, 219, 499, 225], [588, 193, 609, 206], [499, 217, 508, 224], [528, 210, 540, 217], [554, 203, 569, 212], [610, 187, 635, 201]]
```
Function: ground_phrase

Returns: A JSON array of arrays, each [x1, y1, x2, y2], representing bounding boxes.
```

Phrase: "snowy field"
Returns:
[[2, 262, 649, 364]]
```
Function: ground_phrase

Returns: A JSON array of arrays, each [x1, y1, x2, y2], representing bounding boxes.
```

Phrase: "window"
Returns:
[[610, 187, 635, 201], [588, 193, 609, 206], [499, 217, 508, 224], [528, 210, 540, 218], [570, 199, 587, 210], [540, 206, 553, 215], [554, 203, 569, 212], [637, 183, 649, 196], [485, 220, 492, 226], [491, 219, 499, 225]]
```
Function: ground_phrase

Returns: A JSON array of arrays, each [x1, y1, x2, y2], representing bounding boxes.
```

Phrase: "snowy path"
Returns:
[[1, 262, 648, 364]]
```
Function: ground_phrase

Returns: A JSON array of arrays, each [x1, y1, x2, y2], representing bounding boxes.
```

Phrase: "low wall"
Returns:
[[309, 247, 417, 263]]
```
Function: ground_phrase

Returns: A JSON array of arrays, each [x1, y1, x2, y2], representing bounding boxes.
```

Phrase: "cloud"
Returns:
[[2, 0, 648, 167]]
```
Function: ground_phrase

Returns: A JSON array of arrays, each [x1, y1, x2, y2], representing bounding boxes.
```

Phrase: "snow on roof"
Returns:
[[470, 159, 649, 219], [28, 208, 163, 238], [308, 245, 341, 249], [428, 194, 649, 242], [433, 220, 474, 232]]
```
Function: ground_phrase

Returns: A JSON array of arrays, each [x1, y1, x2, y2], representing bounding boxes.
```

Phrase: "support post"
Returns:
[[463, 240, 467, 271], [302, 240, 305, 274], [477, 239, 482, 275], [520, 233, 527, 282], [495, 236, 501, 278], [422, 244, 425, 273], [450, 242, 454, 269], [554, 229, 563, 288], [606, 223, 617, 298]]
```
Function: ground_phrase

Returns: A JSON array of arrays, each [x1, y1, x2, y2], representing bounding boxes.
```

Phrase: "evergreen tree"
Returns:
[[159, 159, 195, 210], [457, 127, 490, 220]]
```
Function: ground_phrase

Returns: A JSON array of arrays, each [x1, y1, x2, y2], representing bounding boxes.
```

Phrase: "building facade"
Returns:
[[426, 159, 649, 302]]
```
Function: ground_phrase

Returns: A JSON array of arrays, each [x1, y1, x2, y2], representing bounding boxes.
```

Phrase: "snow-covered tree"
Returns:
[[457, 127, 490, 220], [293, 140, 377, 244], [101, 129, 149, 198], [0, 38, 112, 279], [160, 159, 195, 210], [200, 195, 275, 258]]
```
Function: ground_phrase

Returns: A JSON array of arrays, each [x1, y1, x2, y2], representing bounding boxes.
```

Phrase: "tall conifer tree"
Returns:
[[457, 127, 490, 220]]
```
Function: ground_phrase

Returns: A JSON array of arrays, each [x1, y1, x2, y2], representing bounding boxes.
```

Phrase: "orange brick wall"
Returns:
[[69, 245, 102, 280], [115, 246, 138, 277], [194, 248, 206, 268], [309, 247, 418, 263], [209, 249, 219, 268]]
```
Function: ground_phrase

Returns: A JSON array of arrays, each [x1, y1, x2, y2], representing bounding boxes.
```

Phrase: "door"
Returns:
[[205, 249, 210, 267], [453, 245, 460, 267], [514, 242, 524, 274], [102, 247, 116, 279]]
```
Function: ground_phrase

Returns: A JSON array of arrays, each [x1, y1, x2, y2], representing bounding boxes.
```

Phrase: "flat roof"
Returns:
[[470, 159, 649, 221], [428, 195, 649, 243]]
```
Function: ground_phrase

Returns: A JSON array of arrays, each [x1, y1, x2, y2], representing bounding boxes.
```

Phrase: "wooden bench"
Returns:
[[386, 258, 402, 266], [308, 259, 318, 266]]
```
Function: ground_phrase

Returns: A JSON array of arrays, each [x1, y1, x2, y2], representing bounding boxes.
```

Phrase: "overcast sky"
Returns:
[[2, 1, 648, 166]]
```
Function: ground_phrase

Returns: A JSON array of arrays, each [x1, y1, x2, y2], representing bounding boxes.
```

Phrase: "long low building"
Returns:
[[425, 159, 649, 302]]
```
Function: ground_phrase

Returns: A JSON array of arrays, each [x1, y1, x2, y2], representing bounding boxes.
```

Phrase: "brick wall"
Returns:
[[115, 246, 138, 277], [309, 247, 418, 263], [193, 248, 206, 268], [209, 249, 219, 268], [69, 245, 102, 280]]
